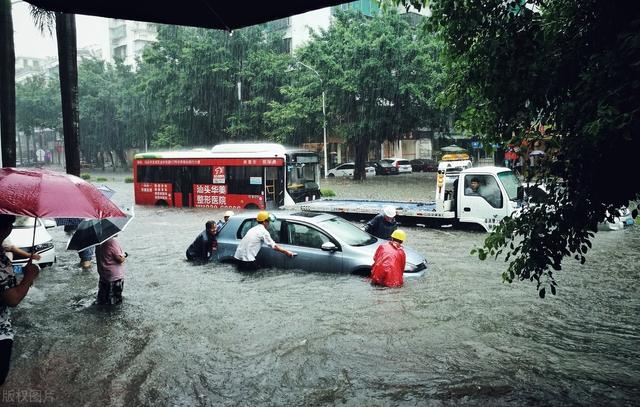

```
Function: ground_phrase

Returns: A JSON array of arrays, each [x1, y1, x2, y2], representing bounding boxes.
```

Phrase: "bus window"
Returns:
[[137, 166, 173, 183], [227, 166, 264, 195]]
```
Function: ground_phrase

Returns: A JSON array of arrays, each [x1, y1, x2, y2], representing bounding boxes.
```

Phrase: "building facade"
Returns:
[[109, 19, 158, 67]]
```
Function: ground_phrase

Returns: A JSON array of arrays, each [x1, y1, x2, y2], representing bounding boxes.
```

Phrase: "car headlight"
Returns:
[[34, 242, 54, 252]]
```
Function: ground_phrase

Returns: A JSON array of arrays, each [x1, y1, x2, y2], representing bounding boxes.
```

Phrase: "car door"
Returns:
[[458, 174, 509, 230], [339, 163, 354, 177], [280, 221, 342, 273]]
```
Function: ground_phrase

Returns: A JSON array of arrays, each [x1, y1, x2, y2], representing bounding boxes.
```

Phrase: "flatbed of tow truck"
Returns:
[[297, 198, 456, 219]]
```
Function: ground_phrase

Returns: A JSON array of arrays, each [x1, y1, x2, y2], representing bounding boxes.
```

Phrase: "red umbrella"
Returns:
[[0, 168, 125, 219]]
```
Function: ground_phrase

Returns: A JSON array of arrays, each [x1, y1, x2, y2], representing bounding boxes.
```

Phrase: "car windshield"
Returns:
[[380, 160, 393, 165], [13, 216, 39, 228], [497, 170, 521, 200], [398, 160, 410, 165], [318, 216, 376, 246]]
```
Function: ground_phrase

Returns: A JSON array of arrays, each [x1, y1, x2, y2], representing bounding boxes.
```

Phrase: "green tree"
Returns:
[[137, 25, 276, 148], [15, 74, 60, 163], [282, 10, 448, 180], [398, 0, 640, 296], [30, 7, 82, 175]]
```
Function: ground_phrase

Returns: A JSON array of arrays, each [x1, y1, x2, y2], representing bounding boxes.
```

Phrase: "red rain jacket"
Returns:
[[371, 241, 406, 288]]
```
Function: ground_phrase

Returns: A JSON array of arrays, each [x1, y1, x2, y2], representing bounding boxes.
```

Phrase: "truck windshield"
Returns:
[[319, 217, 376, 246], [497, 171, 520, 200]]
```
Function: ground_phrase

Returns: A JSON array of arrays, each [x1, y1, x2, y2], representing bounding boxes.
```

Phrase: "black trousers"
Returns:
[[97, 279, 124, 305], [235, 259, 260, 271], [0, 339, 13, 385]]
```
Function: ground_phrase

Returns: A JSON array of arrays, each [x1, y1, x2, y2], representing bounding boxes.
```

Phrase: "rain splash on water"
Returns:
[[4, 172, 640, 406]]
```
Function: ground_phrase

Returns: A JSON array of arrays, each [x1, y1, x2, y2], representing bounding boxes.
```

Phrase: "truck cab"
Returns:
[[452, 167, 521, 231]]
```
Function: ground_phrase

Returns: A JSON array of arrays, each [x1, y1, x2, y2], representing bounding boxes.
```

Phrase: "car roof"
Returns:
[[232, 211, 337, 224]]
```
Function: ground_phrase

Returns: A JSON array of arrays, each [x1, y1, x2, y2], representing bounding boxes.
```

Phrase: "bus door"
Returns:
[[172, 167, 193, 207], [264, 167, 284, 209]]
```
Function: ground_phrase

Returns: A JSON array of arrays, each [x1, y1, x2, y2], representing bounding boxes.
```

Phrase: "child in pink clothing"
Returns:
[[95, 236, 126, 305]]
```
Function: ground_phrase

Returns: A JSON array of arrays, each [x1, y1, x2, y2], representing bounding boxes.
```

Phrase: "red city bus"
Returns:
[[133, 143, 321, 209]]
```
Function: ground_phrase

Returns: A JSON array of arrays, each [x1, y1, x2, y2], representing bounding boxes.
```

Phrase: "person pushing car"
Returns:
[[234, 211, 295, 271], [370, 229, 406, 288], [364, 205, 398, 240]]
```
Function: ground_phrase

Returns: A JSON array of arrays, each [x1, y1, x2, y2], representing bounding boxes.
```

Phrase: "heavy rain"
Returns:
[[2, 0, 640, 406]]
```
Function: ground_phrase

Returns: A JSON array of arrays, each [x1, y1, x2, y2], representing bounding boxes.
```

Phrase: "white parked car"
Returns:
[[383, 158, 413, 173], [327, 162, 375, 178], [5, 216, 56, 268]]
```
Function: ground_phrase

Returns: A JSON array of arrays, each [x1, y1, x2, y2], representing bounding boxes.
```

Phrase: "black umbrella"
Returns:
[[66, 209, 134, 252]]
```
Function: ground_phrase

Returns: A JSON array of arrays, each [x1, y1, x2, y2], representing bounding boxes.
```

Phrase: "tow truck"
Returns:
[[296, 164, 522, 232]]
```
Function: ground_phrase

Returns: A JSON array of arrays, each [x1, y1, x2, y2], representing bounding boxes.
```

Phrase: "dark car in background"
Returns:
[[372, 160, 399, 175], [410, 159, 438, 172]]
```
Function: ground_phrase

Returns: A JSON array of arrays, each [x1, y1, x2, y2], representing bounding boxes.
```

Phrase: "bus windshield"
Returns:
[[287, 153, 319, 189]]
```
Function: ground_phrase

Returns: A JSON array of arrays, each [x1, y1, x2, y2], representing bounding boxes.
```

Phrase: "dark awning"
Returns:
[[24, 0, 352, 31]]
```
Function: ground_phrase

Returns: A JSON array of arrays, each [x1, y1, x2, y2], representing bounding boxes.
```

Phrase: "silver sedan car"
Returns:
[[216, 211, 428, 276]]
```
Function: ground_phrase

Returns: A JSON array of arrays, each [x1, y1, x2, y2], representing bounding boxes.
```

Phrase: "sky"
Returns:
[[11, 0, 110, 59]]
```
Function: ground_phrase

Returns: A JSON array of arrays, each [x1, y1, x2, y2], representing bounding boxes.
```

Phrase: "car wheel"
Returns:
[[244, 203, 259, 209], [155, 200, 169, 207], [328, 173, 335, 178], [40, 263, 53, 268]]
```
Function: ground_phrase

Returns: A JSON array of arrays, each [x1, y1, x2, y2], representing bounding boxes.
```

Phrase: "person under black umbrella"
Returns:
[[96, 236, 127, 305]]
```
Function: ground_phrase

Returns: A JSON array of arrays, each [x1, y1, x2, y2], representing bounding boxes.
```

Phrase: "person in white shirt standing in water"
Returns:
[[234, 211, 295, 271]]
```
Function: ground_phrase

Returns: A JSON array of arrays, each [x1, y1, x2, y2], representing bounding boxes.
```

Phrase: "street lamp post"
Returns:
[[295, 61, 328, 179]]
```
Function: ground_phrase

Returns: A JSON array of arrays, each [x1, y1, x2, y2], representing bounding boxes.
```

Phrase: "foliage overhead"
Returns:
[[291, 10, 450, 179], [393, 0, 640, 296]]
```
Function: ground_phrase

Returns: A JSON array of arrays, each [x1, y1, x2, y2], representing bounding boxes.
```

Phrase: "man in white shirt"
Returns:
[[234, 211, 295, 271]]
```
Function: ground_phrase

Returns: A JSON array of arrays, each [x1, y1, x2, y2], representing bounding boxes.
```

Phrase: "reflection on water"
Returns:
[[5, 172, 640, 406]]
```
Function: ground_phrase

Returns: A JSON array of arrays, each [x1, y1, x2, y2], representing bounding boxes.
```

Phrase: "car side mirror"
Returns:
[[321, 242, 338, 252], [517, 186, 524, 201]]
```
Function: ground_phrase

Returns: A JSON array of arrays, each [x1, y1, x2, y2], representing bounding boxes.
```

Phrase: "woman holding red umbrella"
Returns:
[[0, 214, 40, 385]]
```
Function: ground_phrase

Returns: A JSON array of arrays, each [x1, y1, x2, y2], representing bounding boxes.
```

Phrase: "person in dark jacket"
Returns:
[[186, 220, 218, 262], [364, 205, 398, 239]]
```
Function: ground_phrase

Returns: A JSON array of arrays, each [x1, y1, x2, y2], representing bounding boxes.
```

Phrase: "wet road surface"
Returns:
[[4, 172, 640, 406]]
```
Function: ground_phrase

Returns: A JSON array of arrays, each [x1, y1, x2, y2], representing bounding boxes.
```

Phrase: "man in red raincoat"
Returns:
[[371, 229, 406, 288]]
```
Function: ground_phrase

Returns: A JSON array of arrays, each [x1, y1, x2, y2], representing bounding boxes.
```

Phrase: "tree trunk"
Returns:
[[353, 137, 370, 181], [31, 132, 37, 162], [109, 150, 116, 171], [0, 0, 16, 167], [116, 148, 128, 169], [56, 12, 81, 176]]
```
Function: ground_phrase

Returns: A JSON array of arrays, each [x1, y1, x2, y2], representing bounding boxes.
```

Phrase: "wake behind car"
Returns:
[[217, 211, 427, 276], [6, 216, 56, 268]]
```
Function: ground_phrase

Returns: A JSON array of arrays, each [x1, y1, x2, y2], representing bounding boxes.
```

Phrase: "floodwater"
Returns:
[[4, 172, 640, 406]]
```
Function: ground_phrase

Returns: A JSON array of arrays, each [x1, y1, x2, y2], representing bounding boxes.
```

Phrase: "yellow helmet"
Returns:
[[256, 211, 270, 222], [391, 229, 406, 242]]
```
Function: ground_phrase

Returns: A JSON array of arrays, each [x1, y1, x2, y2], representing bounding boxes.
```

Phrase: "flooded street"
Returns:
[[5, 172, 640, 406]]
